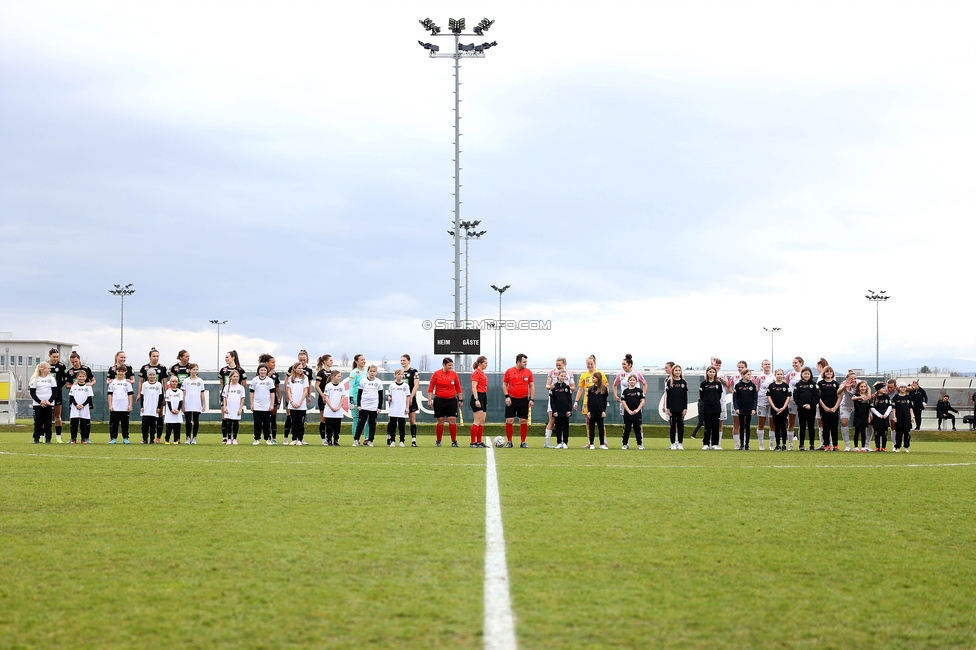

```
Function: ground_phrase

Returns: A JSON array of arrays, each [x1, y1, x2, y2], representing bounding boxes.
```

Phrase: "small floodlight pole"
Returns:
[[763, 327, 781, 370], [418, 17, 497, 366], [209, 320, 228, 372], [491, 284, 509, 372], [108, 284, 135, 351], [865, 290, 890, 374]]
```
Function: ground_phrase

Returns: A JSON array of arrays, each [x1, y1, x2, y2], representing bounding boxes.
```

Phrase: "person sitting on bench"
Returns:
[[936, 394, 958, 431]]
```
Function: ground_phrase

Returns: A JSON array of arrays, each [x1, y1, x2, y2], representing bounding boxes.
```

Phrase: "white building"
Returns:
[[0, 332, 77, 392]]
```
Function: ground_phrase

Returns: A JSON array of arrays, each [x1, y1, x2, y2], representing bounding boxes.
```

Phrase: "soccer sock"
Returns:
[[435, 422, 443, 442], [841, 425, 850, 446], [449, 423, 457, 442], [56, 425, 62, 437], [520, 422, 528, 444], [410, 423, 417, 439], [505, 422, 514, 442], [319, 421, 326, 439], [545, 427, 552, 444], [478, 424, 484, 443], [470, 425, 477, 444]]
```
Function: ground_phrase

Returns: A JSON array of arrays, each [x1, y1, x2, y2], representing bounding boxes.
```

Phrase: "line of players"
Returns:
[[25, 347, 967, 448], [666, 357, 933, 452]]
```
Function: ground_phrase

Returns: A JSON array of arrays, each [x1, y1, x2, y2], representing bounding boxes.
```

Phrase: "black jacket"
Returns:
[[793, 380, 820, 409], [666, 379, 688, 412], [910, 388, 928, 410], [587, 388, 609, 417], [936, 400, 958, 417]]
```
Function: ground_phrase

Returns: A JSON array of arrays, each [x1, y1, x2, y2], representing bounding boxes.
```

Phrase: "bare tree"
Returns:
[[419, 354, 430, 372], [341, 353, 349, 367], [381, 355, 389, 371]]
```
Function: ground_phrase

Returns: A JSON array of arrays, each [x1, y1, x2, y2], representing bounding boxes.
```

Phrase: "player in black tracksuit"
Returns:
[[818, 372, 841, 450], [871, 384, 892, 450], [620, 376, 645, 449], [891, 386, 913, 451], [792, 368, 820, 450], [766, 372, 791, 450], [665, 368, 689, 447], [733, 372, 757, 450], [549, 377, 574, 448], [699, 369, 724, 449], [909, 383, 927, 431]]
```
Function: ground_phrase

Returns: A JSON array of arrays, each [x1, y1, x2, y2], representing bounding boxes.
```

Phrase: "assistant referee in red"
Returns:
[[503, 353, 535, 448], [428, 357, 463, 447]]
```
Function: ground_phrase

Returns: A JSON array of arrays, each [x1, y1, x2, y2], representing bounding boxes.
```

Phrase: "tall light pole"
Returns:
[[865, 290, 890, 374], [418, 17, 498, 365], [209, 320, 227, 372], [108, 284, 135, 351], [763, 327, 781, 369], [491, 284, 509, 372], [449, 221, 487, 369]]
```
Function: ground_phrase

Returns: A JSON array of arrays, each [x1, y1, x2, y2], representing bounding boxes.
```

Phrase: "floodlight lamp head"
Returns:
[[477, 18, 494, 32], [419, 17, 440, 33], [458, 43, 475, 51], [449, 17, 465, 34]]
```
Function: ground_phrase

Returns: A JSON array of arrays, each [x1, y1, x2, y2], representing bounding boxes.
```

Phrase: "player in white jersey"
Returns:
[[139, 370, 164, 444], [107, 365, 134, 444], [753, 360, 775, 450], [221, 370, 247, 445], [249, 363, 276, 445], [181, 364, 206, 444], [163, 375, 184, 443], [354, 365, 384, 446], [322, 370, 346, 446], [837, 370, 858, 451], [612, 354, 647, 416], [68, 369, 94, 443], [728, 360, 749, 449], [785, 356, 804, 450], [544, 357, 575, 448], [285, 363, 310, 445], [29, 362, 58, 443], [387, 369, 411, 446]]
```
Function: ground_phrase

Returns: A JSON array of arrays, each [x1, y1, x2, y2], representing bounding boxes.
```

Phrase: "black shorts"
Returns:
[[505, 396, 530, 419], [51, 390, 63, 406], [317, 395, 325, 412], [409, 396, 419, 413], [433, 396, 459, 418], [470, 392, 488, 413]]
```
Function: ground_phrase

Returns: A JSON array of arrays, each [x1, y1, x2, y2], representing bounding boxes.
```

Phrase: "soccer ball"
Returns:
[[493, 436, 505, 447]]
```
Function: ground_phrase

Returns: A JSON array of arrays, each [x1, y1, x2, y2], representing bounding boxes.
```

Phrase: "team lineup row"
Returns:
[[24, 348, 959, 450]]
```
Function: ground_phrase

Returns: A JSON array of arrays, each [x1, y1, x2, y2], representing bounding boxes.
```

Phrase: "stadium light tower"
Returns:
[[209, 320, 227, 372], [763, 327, 781, 370], [108, 284, 135, 350], [865, 290, 890, 374], [490, 284, 509, 372], [418, 17, 498, 364]]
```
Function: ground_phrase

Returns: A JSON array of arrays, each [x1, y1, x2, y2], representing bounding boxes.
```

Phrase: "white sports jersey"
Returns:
[[108, 378, 133, 411], [839, 382, 858, 410], [182, 378, 206, 412], [547, 367, 575, 390], [140, 381, 164, 416], [323, 383, 346, 418], [69, 384, 94, 419], [358, 378, 384, 411], [164, 388, 184, 424], [613, 370, 646, 396], [287, 376, 308, 410], [388, 381, 410, 418], [222, 384, 247, 420], [757, 373, 776, 405], [787, 368, 803, 390], [249, 376, 276, 412], [29, 375, 57, 405]]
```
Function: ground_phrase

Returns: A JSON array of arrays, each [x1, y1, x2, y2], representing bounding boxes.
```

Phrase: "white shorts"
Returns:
[[839, 407, 853, 421], [788, 401, 798, 416], [757, 403, 771, 418], [546, 397, 552, 413], [719, 401, 729, 421]]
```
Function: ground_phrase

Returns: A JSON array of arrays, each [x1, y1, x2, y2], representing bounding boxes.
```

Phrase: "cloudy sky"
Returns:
[[2, 0, 974, 373]]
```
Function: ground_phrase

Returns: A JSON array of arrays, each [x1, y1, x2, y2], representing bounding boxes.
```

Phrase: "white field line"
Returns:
[[0, 451, 483, 467], [484, 443, 517, 650]]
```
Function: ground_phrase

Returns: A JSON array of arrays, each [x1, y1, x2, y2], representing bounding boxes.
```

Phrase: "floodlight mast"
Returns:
[[417, 17, 496, 366]]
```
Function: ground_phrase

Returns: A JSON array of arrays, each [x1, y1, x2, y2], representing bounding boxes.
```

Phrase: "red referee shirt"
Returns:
[[503, 367, 534, 399], [428, 369, 462, 399], [472, 368, 488, 393]]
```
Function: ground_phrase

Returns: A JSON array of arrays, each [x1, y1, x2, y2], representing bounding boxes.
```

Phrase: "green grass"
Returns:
[[2, 430, 975, 649]]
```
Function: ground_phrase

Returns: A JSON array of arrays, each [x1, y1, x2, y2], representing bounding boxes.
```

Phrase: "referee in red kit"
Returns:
[[503, 353, 535, 448], [428, 357, 463, 447]]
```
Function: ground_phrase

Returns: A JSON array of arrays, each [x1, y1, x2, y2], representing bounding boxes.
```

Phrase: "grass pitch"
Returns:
[[1, 424, 975, 649]]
